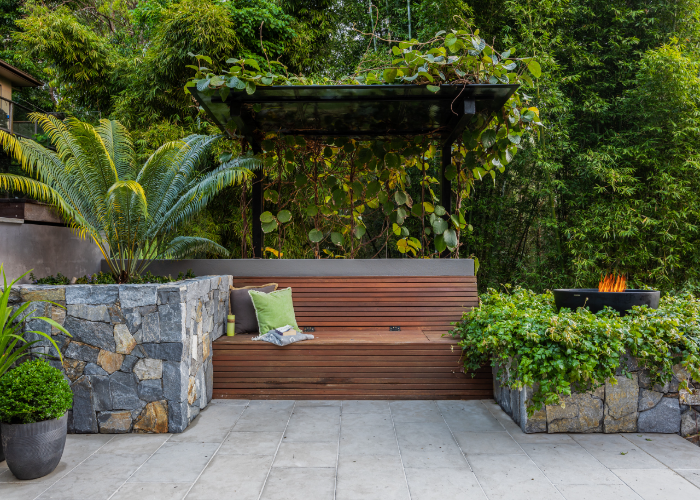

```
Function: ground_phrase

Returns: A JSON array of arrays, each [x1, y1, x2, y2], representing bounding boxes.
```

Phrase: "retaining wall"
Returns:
[[10, 276, 231, 433]]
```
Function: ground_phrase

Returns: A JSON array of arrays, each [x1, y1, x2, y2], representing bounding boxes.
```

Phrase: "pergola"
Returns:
[[190, 83, 518, 257]]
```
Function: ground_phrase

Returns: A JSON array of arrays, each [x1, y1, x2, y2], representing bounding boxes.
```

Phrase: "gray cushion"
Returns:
[[230, 284, 277, 333]]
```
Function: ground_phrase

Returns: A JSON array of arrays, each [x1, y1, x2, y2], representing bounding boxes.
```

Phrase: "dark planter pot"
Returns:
[[553, 289, 660, 315], [0, 427, 4, 462], [1, 413, 67, 480]]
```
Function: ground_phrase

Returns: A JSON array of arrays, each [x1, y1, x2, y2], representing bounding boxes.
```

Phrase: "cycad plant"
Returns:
[[0, 114, 259, 282]]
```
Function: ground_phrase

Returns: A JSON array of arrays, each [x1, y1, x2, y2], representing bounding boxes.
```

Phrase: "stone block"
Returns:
[[638, 397, 680, 433], [519, 386, 547, 433], [682, 409, 699, 437], [138, 379, 164, 402], [615, 350, 639, 375], [71, 376, 98, 433], [119, 285, 158, 308], [124, 308, 142, 333], [133, 400, 168, 433], [110, 371, 142, 410], [188, 376, 196, 405], [196, 364, 206, 410], [97, 350, 124, 374], [163, 360, 188, 402], [168, 400, 189, 433], [89, 375, 112, 411], [63, 316, 116, 351], [680, 389, 700, 406], [67, 304, 111, 323], [639, 389, 664, 411], [158, 286, 186, 305], [108, 305, 127, 324], [133, 358, 163, 380], [63, 358, 86, 382], [97, 411, 132, 433], [51, 306, 67, 335], [604, 374, 639, 433], [141, 312, 160, 343], [205, 360, 213, 404], [547, 386, 604, 433], [188, 404, 200, 422], [84, 363, 108, 376], [64, 341, 99, 364], [159, 303, 186, 343], [202, 331, 211, 361], [113, 324, 136, 355], [120, 355, 139, 373], [141, 342, 184, 361], [65, 285, 119, 305], [20, 286, 65, 302]]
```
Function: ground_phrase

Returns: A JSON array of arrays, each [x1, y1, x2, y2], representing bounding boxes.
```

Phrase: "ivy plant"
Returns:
[[452, 287, 700, 415]]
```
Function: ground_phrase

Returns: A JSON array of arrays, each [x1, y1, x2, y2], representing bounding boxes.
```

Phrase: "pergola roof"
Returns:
[[190, 83, 518, 144]]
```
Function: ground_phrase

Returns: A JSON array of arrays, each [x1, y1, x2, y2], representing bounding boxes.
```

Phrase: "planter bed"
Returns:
[[493, 355, 700, 438], [9, 276, 231, 433]]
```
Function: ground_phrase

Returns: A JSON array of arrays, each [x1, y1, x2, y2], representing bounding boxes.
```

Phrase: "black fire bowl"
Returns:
[[553, 289, 660, 315]]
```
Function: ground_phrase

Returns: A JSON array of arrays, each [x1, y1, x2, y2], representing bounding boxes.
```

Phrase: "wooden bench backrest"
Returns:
[[232, 275, 477, 333]]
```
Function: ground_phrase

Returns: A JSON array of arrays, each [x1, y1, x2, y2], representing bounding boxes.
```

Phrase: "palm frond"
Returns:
[[96, 119, 135, 180], [160, 236, 230, 259]]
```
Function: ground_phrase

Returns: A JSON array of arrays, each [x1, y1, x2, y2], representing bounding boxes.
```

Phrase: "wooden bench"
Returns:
[[212, 275, 490, 400]]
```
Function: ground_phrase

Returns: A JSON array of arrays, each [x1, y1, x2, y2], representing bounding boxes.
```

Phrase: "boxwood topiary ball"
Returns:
[[0, 360, 73, 425]]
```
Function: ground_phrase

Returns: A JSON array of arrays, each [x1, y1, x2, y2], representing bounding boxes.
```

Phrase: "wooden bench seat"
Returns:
[[212, 275, 488, 400]]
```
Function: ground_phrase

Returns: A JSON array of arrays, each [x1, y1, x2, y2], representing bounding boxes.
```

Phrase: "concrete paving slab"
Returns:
[[273, 441, 338, 468], [570, 434, 665, 469], [440, 405, 507, 432], [110, 482, 192, 500], [128, 442, 219, 483], [261, 467, 336, 500], [284, 407, 340, 442], [339, 413, 399, 456], [675, 469, 700, 488], [294, 400, 341, 407], [342, 400, 391, 414], [38, 453, 150, 499], [398, 445, 470, 469], [612, 468, 700, 499], [404, 467, 487, 500], [622, 433, 700, 470], [233, 408, 293, 432], [556, 483, 643, 500], [453, 430, 526, 455], [218, 431, 283, 455], [522, 443, 624, 485], [170, 404, 244, 443], [186, 454, 272, 500], [210, 399, 250, 406], [389, 401, 444, 423], [336, 454, 410, 500], [394, 421, 458, 449], [0, 481, 53, 500], [469, 453, 564, 500], [96, 433, 170, 455], [247, 400, 295, 410]]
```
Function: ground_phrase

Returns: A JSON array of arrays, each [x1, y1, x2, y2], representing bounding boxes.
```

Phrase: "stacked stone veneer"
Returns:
[[494, 354, 700, 439], [10, 276, 231, 434]]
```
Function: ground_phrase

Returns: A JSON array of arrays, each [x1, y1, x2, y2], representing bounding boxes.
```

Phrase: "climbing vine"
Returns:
[[186, 27, 543, 257]]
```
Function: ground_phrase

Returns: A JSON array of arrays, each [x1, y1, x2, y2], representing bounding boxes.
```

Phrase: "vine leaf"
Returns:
[[309, 229, 324, 243]]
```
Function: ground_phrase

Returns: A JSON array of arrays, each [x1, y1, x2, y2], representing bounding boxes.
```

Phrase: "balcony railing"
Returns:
[[0, 96, 39, 139]]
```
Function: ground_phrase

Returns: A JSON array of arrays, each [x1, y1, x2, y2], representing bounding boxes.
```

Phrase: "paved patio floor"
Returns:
[[3, 399, 700, 500]]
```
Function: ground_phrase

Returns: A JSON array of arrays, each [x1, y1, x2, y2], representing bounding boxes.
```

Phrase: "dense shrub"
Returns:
[[0, 360, 73, 424], [451, 287, 700, 415], [30, 270, 196, 285]]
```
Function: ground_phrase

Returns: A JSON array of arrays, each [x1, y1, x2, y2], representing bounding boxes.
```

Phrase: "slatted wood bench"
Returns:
[[212, 275, 490, 400]]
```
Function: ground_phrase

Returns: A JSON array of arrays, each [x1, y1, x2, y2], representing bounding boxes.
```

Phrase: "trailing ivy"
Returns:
[[451, 287, 700, 415]]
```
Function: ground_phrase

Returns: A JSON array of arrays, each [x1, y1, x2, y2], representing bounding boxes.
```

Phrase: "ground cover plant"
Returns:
[[452, 287, 700, 415], [29, 270, 196, 285]]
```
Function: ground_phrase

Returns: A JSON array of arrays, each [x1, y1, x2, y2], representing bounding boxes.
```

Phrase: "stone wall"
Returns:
[[9, 276, 231, 433], [494, 354, 700, 440]]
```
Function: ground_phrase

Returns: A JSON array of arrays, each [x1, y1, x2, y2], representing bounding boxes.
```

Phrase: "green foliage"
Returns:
[[0, 360, 73, 424], [30, 270, 195, 285], [1, 265, 70, 379], [452, 287, 700, 415], [0, 115, 260, 282]]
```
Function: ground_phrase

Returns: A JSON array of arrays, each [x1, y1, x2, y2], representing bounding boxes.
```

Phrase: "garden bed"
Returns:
[[10, 276, 231, 433]]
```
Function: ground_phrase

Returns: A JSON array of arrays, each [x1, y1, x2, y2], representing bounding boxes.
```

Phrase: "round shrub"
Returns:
[[0, 360, 73, 425]]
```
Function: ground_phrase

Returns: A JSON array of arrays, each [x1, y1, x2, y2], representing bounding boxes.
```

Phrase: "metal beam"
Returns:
[[441, 99, 475, 148], [251, 141, 264, 259]]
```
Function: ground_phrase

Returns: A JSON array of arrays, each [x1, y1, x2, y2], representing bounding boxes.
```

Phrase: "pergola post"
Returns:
[[251, 141, 264, 258], [441, 141, 452, 216]]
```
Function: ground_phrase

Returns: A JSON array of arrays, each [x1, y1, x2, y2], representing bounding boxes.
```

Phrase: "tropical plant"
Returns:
[[0, 114, 260, 282], [0, 265, 69, 379], [0, 359, 72, 424]]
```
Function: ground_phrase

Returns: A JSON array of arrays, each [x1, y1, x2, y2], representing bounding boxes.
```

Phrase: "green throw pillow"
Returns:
[[248, 287, 299, 334]]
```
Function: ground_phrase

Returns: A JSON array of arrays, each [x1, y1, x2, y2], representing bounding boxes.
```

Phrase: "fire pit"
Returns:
[[553, 275, 660, 315]]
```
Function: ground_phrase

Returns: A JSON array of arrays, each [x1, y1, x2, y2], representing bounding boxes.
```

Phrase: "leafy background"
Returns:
[[3, 0, 700, 291]]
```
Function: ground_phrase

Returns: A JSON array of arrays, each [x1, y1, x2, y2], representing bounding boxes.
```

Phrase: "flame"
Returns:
[[598, 274, 626, 292]]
